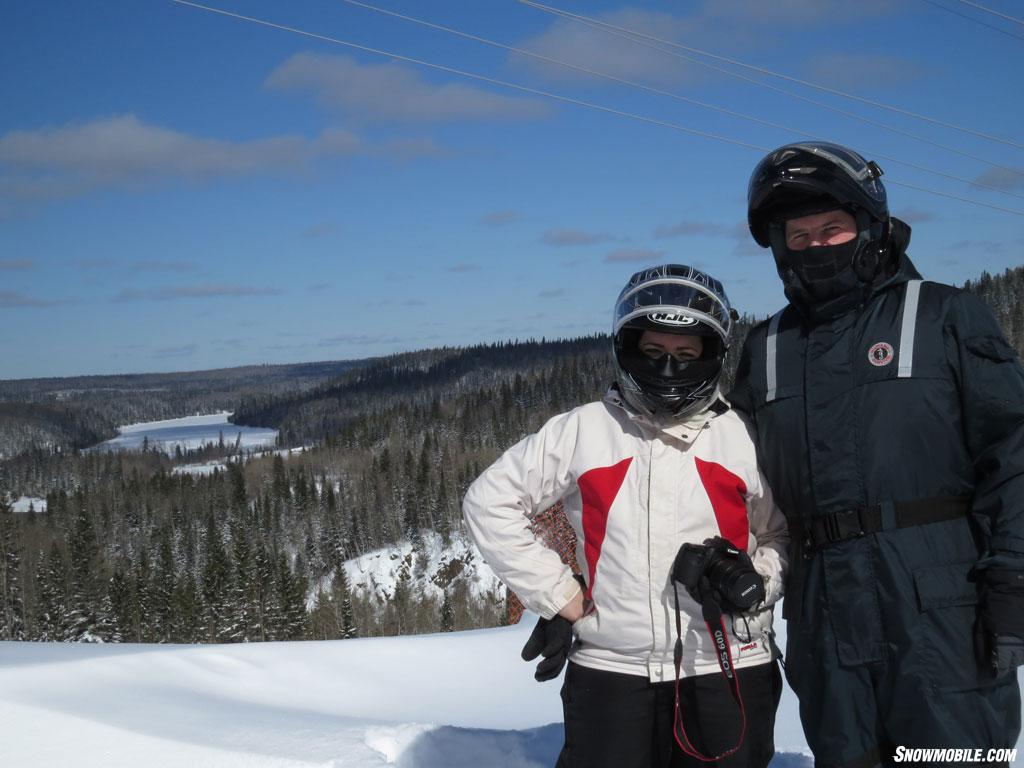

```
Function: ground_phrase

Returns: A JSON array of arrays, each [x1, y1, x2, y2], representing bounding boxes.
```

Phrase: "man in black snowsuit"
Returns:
[[729, 141, 1024, 767]]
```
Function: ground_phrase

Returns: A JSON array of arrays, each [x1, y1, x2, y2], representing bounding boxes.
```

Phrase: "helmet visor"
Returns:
[[614, 278, 731, 341], [748, 142, 885, 209]]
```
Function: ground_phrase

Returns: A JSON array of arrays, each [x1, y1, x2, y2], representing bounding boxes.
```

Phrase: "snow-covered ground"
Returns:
[[171, 445, 312, 476], [0, 618, 815, 767], [171, 460, 228, 476], [89, 412, 278, 455], [10, 495, 47, 513]]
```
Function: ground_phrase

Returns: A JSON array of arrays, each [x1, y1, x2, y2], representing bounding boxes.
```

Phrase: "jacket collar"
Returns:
[[603, 385, 727, 443]]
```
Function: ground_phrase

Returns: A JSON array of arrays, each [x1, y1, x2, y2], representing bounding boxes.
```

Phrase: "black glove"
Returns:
[[994, 636, 1024, 677], [977, 569, 1024, 676], [521, 615, 573, 682]]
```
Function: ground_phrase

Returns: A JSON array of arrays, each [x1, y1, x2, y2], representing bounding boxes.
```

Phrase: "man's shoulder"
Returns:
[[741, 307, 789, 344], [914, 280, 987, 318]]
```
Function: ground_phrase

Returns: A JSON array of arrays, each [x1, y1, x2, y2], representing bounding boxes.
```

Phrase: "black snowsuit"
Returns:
[[729, 253, 1023, 767]]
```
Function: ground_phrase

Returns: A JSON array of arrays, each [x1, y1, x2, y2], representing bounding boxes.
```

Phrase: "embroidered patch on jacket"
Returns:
[[868, 342, 895, 367]]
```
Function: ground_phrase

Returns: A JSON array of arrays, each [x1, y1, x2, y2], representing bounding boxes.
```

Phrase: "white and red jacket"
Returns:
[[463, 387, 788, 681]]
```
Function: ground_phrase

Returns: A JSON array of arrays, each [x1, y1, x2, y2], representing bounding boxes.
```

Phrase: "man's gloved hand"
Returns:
[[521, 615, 573, 682], [993, 635, 1024, 677], [977, 569, 1024, 676]]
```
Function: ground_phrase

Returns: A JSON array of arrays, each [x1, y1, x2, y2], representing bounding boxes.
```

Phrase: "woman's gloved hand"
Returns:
[[521, 615, 574, 682]]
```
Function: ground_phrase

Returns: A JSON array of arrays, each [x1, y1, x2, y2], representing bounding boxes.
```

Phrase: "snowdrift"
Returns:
[[0, 617, 819, 767]]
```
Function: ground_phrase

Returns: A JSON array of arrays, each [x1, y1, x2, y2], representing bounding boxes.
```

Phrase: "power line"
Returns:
[[517, 0, 1024, 153], [336, 0, 1024, 201], [955, 0, 1024, 27], [920, 0, 1024, 42], [169, 0, 1024, 218], [515, 0, 1024, 178], [169, 0, 766, 152]]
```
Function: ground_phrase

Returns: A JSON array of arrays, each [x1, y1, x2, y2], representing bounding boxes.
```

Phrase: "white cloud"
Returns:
[[974, 167, 1024, 192], [511, 2, 906, 88], [803, 53, 928, 89], [266, 53, 547, 123], [604, 248, 667, 262], [112, 284, 283, 302], [152, 344, 198, 358], [895, 206, 934, 224], [510, 9, 706, 87], [0, 259, 33, 270], [654, 220, 732, 239], [133, 260, 201, 273], [479, 210, 523, 226], [542, 229, 620, 247], [0, 115, 362, 204], [0, 291, 64, 309]]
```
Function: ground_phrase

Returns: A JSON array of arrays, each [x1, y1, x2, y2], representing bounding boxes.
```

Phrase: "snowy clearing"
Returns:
[[10, 496, 47, 514], [0, 617, 822, 767]]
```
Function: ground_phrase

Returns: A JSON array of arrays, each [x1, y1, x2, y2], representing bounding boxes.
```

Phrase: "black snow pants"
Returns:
[[784, 535, 1021, 768], [555, 659, 783, 768]]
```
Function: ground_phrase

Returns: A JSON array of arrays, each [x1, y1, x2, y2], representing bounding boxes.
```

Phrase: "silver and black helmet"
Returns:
[[612, 264, 733, 420]]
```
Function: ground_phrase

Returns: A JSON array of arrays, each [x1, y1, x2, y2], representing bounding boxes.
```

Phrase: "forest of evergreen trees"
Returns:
[[1, 265, 1021, 645]]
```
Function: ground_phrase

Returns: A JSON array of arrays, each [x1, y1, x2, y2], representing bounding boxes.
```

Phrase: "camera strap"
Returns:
[[671, 583, 747, 761]]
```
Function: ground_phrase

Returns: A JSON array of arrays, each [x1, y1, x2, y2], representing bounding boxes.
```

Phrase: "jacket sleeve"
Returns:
[[736, 412, 788, 606], [462, 410, 583, 619], [747, 466, 789, 607], [726, 329, 758, 420], [945, 290, 1024, 571]]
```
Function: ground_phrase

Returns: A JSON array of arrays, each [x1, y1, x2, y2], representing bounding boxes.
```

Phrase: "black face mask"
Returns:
[[781, 238, 861, 302]]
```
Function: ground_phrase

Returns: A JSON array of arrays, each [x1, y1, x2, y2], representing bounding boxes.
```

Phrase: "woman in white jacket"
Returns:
[[463, 265, 788, 768]]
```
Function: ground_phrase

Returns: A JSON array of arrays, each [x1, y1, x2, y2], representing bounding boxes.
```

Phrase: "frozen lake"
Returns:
[[89, 412, 278, 455]]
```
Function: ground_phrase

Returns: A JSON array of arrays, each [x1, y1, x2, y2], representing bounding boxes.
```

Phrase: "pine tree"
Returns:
[[62, 505, 106, 642], [335, 564, 356, 639], [170, 572, 201, 643], [228, 517, 254, 642], [34, 543, 67, 642], [0, 498, 25, 640], [251, 537, 275, 641], [440, 589, 454, 633], [273, 553, 308, 641], [201, 514, 233, 642], [150, 525, 176, 642]]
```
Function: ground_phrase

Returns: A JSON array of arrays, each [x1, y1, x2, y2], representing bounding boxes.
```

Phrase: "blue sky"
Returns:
[[2, 0, 1023, 379]]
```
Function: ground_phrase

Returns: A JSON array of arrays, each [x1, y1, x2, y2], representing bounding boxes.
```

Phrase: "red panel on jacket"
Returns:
[[578, 457, 633, 600], [694, 457, 749, 550]]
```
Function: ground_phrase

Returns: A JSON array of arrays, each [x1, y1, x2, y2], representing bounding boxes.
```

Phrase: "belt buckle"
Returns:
[[823, 510, 845, 542], [827, 508, 864, 543]]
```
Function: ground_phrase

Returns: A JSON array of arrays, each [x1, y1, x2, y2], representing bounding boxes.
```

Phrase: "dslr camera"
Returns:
[[672, 537, 765, 613]]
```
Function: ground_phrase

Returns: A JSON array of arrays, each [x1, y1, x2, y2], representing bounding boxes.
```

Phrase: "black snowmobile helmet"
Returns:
[[746, 141, 896, 306], [747, 141, 888, 247], [612, 264, 734, 419]]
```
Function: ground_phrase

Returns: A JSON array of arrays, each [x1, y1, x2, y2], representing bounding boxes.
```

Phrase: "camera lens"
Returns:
[[707, 558, 764, 611]]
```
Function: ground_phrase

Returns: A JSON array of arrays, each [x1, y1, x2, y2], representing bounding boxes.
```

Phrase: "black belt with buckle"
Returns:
[[792, 495, 972, 554]]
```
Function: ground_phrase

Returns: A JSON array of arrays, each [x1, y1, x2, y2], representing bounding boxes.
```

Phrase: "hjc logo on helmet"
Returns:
[[868, 342, 895, 367], [648, 312, 698, 327]]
